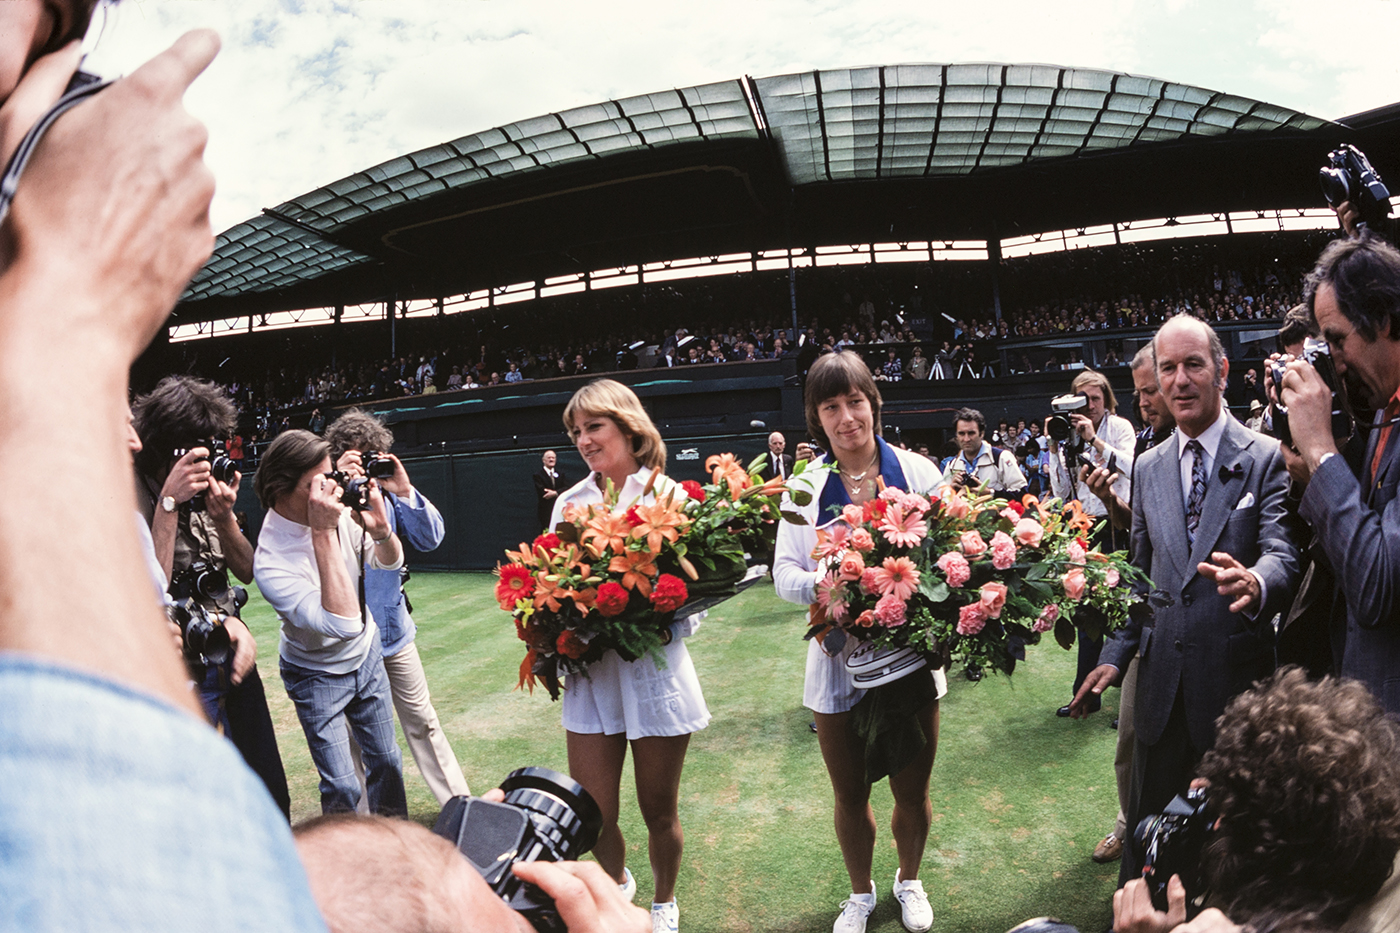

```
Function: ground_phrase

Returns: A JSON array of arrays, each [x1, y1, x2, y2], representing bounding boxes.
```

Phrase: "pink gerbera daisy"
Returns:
[[871, 556, 921, 602], [878, 505, 928, 548]]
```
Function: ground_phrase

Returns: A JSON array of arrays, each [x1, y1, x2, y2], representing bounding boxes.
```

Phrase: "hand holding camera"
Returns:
[[336, 449, 408, 498], [1277, 351, 1350, 477], [308, 473, 346, 531], [161, 446, 211, 506]]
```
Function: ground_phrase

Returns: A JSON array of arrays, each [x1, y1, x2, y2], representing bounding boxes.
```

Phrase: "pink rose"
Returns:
[[1000, 507, 1021, 524], [849, 528, 875, 552], [989, 531, 1017, 570], [1106, 567, 1121, 588], [979, 581, 1008, 619], [1068, 540, 1087, 564], [942, 490, 970, 520], [874, 593, 907, 627], [855, 610, 876, 628], [1033, 603, 1060, 634], [957, 602, 987, 635], [936, 552, 971, 587], [860, 567, 881, 594], [1062, 568, 1087, 601], [841, 504, 865, 528], [960, 530, 988, 557], [1014, 517, 1045, 548], [838, 552, 866, 582]]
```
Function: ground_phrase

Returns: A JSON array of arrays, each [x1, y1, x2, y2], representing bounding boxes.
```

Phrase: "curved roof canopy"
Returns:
[[177, 62, 1378, 323]]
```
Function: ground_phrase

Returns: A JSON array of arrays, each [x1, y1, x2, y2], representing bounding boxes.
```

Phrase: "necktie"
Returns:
[[1371, 395, 1400, 487], [1185, 439, 1206, 546]]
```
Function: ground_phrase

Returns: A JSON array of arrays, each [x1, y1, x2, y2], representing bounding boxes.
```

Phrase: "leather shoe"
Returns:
[[1111, 717, 1119, 730], [1092, 833, 1123, 863], [1056, 705, 1072, 717]]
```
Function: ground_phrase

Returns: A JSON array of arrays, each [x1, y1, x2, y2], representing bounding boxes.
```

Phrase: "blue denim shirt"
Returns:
[[371, 488, 445, 657]]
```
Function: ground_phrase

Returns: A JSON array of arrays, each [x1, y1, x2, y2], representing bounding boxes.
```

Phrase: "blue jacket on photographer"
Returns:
[[325, 409, 471, 804]]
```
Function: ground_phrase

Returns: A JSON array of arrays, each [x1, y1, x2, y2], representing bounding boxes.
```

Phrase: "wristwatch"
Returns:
[[160, 495, 177, 514]]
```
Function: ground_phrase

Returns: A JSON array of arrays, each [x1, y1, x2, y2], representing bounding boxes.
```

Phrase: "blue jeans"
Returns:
[[281, 640, 407, 816], [0, 654, 326, 932]]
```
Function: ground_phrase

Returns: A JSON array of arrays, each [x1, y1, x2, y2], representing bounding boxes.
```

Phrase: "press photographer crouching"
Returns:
[[253, 429, 408, 816], [1111, 668, 1400, 933], [133, 375, 290, 816]]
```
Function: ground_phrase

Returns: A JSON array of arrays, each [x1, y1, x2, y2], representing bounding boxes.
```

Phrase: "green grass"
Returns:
[[242, 572, 1121, 933]]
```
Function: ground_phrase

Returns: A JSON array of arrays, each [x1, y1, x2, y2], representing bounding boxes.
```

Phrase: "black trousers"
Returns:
[[225, 665, 292, 820], [1119, 688, 1203, 888]]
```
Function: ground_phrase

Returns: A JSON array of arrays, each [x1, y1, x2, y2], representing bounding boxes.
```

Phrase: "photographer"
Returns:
[[1277, 233, 1400, 715], [253, 429, 408, 816], [941, 407, 1028, 495], [134, 374, 290, 817], [1046, 369, 1135, 718], [1112, 668, 1400, 933], [324, 409, 470, 805]]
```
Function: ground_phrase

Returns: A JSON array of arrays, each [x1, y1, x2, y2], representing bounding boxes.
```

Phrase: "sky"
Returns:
[[86, 0, 1400, 236]]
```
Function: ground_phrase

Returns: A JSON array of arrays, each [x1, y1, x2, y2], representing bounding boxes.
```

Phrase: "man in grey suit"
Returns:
[[1280, 233, 1400, 714], [1072, 314, 1300, 887]]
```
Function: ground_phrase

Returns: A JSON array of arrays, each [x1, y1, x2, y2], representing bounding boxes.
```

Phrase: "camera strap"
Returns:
[[0, 76, 113, 228]]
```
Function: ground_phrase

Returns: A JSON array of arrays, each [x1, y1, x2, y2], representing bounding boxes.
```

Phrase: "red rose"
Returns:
[[650, 573, 689, 613], [496, 564, 535, 610], [532, 532, 561, 557], [624, 505, 644, 527], [680, 480, 707, 502], [1006, 500, 1025, 517], [556, 630, 587, 659], [595, 581, 630, 617]]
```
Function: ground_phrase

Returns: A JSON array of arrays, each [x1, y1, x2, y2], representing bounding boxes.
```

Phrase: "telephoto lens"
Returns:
[[433, 767, 603, 933]]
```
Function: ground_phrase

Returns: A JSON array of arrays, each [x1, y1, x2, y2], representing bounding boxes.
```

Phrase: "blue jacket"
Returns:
[[369, 489, 445, 656]]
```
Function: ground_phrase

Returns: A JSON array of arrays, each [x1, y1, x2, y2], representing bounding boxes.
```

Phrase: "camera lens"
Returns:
[[498, 766, 603, 859]]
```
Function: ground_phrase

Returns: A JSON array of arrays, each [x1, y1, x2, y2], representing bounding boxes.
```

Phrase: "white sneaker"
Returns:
[[893, 869, 933, 933], [651, 900, 679, 933], [619, 867, 636, 903], [833, 886, 877, 933]]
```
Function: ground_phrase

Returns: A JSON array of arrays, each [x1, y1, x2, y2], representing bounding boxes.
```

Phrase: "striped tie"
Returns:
[[1185, 439, 1206, 546]]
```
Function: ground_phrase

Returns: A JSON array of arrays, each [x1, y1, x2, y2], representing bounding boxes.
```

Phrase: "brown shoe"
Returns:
[[1092, 833, 1123, 863]]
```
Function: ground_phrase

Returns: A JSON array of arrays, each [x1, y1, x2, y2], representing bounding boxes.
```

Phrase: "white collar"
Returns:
[[1177, 406, 1229, 463]]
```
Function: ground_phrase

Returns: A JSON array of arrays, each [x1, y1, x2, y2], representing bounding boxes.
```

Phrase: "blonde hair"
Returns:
[[1070, 368, 1118, 414], [562, 379, 666, 471]]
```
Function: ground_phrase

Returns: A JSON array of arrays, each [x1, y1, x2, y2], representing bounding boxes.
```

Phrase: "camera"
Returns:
[[433, 767, 603, 933], [361, 451, 396, 481], [1133, 786, 1212, 913], [173, 439, 238, 513], [169, 598, 232, 668], [1046, 394, 1087, 443], [1320, 144, 1392, 231], [1270, 337, 1354, 449], [170, 559, 249, 612], [325, 469, 371, 511]]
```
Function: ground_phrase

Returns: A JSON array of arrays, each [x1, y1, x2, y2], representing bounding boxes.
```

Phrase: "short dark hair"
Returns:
[[254, 430, 329, 509], [1305, 232, 1400, 342], [804, 351, 883, 451], [953, 408, 985, 435], [1197, 668, 1400, 929], [324, 409, 394, 461], [132, 376, 238, 480]]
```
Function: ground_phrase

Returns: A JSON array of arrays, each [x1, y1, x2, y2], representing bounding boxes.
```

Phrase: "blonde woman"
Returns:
[[549, 379, 708, 933]]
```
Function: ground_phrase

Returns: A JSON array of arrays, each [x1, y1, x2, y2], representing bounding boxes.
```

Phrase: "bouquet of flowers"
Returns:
[[809, 483, 1144, 678], [499, 455, 802, 699]]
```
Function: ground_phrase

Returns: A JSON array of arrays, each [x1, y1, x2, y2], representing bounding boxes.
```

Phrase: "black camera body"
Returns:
[[173, 439, 238, 513], [1133, 786, 1212, 913], [434, 768, 603, 933], [169, 598, 232, 669], [362, 451, 396, 481], [325, 469, 372, 511], [1270, 337, 1354, 449], [1320, 144, 1392, 231], [1047, 394, 1088, 443], [170, 559, 249, 612]]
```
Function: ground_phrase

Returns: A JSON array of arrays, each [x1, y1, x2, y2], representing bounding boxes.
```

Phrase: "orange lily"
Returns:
[[532, 574, 566, 613], [705, 452, 752, 496], [1065, 500, 1094, 534], [629, 499, 689, 554], [518, 648, 538, 692], [581, 511, 632, 559], [608, 548, 658, 597]]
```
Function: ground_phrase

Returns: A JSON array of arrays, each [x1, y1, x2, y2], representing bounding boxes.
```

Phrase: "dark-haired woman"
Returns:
[[774, 352, 945, 933], [549, 378, 708, 933]]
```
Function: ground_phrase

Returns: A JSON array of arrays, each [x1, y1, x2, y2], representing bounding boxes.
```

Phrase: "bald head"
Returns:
[[1154, 315, 1228, 437], [768, 432, 786, 455]]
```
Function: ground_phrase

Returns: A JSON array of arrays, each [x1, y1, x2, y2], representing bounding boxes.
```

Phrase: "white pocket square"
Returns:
[[1234, 492, 1255, 510]]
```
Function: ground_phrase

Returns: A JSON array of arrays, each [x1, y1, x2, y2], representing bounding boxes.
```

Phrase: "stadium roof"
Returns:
[[174, 62, 1398, 324]]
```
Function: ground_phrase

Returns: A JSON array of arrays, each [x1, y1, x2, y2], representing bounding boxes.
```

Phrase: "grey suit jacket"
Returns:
[[1100, 414, 1300, 751], [1299, 410, 1400, 713]]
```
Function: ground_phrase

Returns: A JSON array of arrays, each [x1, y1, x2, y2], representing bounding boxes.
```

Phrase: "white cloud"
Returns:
[[87, 0, 1400, 234]]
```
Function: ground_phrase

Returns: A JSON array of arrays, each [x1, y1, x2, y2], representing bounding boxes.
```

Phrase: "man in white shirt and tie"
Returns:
[[763, 432, 794, 482], [534, 450, 566, 532]]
